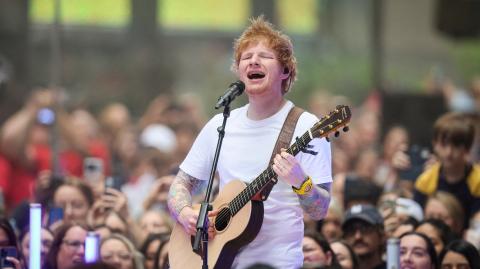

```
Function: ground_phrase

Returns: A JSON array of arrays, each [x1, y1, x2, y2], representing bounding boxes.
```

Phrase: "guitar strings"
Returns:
[[215, 176, 265, 225], [214, 133, 310, 226], [213, 132, 312, 228], [215, 179, 259, 224]]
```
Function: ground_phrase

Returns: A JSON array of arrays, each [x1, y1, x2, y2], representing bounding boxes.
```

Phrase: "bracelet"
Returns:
[[292, 176, 313, 195]]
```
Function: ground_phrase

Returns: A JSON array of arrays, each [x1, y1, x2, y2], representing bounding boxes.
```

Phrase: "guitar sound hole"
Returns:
[[214, 207, 232, 232]]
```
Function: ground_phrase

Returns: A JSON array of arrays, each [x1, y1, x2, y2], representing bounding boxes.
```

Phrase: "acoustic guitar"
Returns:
[[169, 105, 352, 269]]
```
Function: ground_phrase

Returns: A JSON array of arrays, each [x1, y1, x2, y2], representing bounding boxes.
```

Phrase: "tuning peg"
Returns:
[[335, 131, 340, 137], [326, 137, 330, 142], [343, 126, 349, 132]]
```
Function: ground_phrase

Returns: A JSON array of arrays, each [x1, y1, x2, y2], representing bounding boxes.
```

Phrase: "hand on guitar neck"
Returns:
[[178, 205, 220, 240], [272, 148, 307, 189]]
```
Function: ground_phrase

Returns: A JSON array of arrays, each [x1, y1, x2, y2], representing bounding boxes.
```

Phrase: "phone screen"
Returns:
[[0, 247, 17, 268], [104, 176, 122, 192], [83, 157, 104, 183], [36, 108, 55, 125], [48, 207, 64, 227]]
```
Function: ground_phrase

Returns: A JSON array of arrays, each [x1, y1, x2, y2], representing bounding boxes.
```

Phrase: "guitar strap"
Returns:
[[254, 106, 304, 201]]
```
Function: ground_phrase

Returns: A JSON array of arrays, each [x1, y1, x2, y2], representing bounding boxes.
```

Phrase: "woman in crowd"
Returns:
[[439, 239, 480, 269], [424, 191, 465, 235], [0, 218, 23, 268], [100, 233, 143, 269], [52, 179, 94, 226], [330, 240, 359, 269], [399, 231, 439, 269], [415, 218, 457, 256], [19, 227, 54, 268], [302, 230, 342, 268], [137, 210, 172, 243], [45, 224, 88, 269], [315, 200, 343, 242], [139, 233, 169, 269]]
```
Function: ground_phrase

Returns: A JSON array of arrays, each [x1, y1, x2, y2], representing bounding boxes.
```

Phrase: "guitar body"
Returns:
[[169, 180, 264, 269]]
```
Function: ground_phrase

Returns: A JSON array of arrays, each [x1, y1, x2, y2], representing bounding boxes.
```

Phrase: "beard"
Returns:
[[352, 240, 375, 258]]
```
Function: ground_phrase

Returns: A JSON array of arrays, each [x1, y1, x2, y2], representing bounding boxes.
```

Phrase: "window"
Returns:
[[159, 0, 249, 31], [30, 0, 129, 26], [277, 0, 318, 33]]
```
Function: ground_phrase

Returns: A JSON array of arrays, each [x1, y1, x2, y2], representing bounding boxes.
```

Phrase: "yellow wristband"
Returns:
[[292, 176, 313, 195]]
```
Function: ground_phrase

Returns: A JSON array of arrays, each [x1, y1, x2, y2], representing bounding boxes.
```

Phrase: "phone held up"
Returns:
[[0, 247, 17, 268], [83, 157, 104, 183], [36, 108, 55, 126], [398, 144, 431, 181], [47, 206, 64, 227], [104, 176, 122, 193]]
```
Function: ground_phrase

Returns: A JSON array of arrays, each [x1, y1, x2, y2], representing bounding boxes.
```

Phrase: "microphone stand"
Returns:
[[193, 103, 231, 269]]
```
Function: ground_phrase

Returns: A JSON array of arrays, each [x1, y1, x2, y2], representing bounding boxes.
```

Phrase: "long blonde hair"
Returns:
[[426, 191, 465, 234]]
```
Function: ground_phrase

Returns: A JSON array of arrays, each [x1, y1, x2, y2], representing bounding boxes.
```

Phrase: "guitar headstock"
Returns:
[[311, 105, 352, 140]]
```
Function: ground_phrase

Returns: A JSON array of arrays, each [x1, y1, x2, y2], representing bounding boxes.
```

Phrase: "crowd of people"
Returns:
[[0, 17, 479, 269], [0, 87, 201, 269]]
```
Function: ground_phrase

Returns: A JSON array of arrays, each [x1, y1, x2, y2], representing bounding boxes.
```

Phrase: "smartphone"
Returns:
[[0, 247, 17, 268], [48, 207, 64, 227], [83, 157, 104, 183], [104, 176, 122, 192], [379, 200, 397, 219], [398, 145, 430, 181]]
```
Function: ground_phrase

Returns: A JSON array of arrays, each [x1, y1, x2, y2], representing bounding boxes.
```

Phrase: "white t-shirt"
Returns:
[[180, 101, 332, 269]]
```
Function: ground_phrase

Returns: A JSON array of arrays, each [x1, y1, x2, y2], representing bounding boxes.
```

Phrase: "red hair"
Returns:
[[232, 16, 297, 94]]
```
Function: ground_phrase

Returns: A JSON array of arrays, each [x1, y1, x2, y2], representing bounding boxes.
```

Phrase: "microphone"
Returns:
[[215, 80, 245, 109]]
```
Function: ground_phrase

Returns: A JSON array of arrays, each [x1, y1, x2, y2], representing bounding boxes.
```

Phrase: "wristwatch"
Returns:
[[292, 176, 313, 195]]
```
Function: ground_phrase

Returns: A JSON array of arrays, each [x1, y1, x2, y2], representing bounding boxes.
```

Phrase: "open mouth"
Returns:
[[247, 71, 266, 80]]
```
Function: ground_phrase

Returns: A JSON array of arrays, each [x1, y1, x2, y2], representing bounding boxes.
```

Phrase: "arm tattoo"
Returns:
[[298, 182, 331, 220], [167, 169, 207, 221]]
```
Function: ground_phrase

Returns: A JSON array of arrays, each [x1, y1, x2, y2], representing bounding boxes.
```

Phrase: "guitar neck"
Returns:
[[228, 129, 313, 216], [226, 105, 351, 216]]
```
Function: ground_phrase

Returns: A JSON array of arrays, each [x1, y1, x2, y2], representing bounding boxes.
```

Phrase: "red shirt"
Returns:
[[0, 154, 12, 201], [1, 140, 110, 211]]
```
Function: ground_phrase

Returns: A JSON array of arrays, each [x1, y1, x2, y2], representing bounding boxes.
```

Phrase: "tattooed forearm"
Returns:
[[298, 182, 331, 220], [167, 169, 207, 220]]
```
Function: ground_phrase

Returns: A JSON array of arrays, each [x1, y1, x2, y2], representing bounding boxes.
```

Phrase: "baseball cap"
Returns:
[[140, 124, 177, 153], [342, 204, 383, 229]]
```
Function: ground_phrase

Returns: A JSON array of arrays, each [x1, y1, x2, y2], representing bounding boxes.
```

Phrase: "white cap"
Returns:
[[140, 124, 177, 153]]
